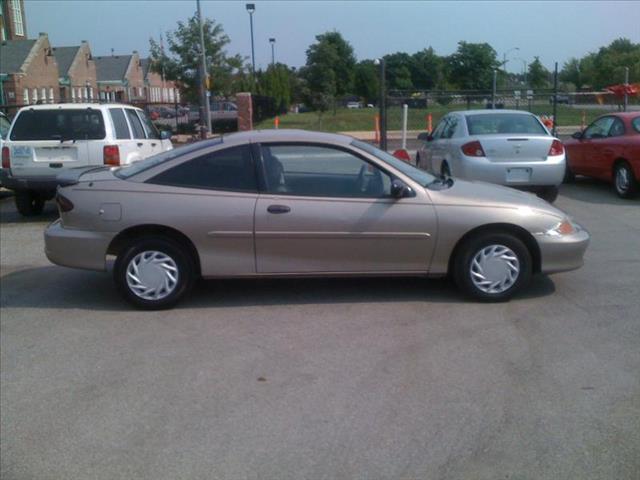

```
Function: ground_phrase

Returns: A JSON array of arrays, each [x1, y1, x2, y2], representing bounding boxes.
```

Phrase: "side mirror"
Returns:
[[160, 130, 172, 140], [417, 132, 433, 142], [571, 131, 582, 140], [390, 179, 414, 199]]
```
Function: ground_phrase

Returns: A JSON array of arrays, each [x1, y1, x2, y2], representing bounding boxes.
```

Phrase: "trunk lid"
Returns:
[[477, 135, 553, 163]]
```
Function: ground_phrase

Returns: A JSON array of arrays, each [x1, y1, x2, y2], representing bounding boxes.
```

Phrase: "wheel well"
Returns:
[[613, 157, 631, 171], [107, 225, 201, 275], [447, 223, 542, 275]]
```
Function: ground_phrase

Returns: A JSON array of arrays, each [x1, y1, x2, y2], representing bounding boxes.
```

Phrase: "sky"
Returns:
[[25, 0, 640, 72]]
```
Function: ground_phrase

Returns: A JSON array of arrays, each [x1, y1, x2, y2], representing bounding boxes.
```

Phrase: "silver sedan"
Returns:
[[44, 130, 588, 309], [416, 110, 566, 202]]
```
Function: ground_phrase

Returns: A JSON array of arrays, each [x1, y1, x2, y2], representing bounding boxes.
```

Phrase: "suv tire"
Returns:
[[14, 191, 45, 216]]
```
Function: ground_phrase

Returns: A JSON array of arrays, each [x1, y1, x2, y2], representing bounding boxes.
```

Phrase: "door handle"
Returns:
[[151, 142, 157, 147], [137, 142, 144, 147], [267, 204, 291, 214]]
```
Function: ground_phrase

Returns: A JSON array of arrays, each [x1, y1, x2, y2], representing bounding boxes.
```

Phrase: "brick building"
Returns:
[[94, 51, 146, 103], [0, 32, 59, 105], [53, 40, 97, 103], [1, 0, 27, 41], [141, 57, 180, 104]]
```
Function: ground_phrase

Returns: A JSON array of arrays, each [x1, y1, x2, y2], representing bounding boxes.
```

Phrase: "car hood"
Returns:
[[427, 178, 566, 220]]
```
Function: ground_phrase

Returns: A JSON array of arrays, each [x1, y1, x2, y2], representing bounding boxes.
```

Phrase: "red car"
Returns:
[[564, 112, 640, 198]]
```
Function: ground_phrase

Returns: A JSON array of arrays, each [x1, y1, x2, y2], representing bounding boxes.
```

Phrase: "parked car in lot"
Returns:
[[0, 103, 173, 216], [564, 112, 640, 198], [45, 130, 589, 309], [416, 110, 566, 202]]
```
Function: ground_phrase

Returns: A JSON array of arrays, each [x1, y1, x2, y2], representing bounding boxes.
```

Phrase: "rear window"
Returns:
[[466, 113, 547, 136], [10, 108, 105, 141], [632, 116, 640, 134], [125, 109, 146, 139], [109, 108, 131, 139]]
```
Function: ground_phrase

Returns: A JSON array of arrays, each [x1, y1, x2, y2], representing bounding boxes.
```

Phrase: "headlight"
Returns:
[[545, 218, 582, 237]]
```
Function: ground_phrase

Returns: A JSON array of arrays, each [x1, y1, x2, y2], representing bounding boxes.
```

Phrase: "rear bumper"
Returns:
[[536, 228, 590, 274], [0, 170, 59, 193], [458, 155, 565, 187], [44, 219, 113, 272]]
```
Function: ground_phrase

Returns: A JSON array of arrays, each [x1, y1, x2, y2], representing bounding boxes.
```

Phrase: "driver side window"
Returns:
[[584, 117, 615, 139], [261, 144, 391, 198]]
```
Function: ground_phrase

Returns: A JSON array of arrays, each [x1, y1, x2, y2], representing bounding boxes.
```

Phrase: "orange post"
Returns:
[[581, 110, 586, 131], [374, 114, 380, 143], [274, 116, 280, 129], [427, 113, 433, 133]]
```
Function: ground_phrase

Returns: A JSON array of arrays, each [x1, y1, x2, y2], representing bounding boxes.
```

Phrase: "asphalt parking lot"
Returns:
[[1, 179, 639, 480]]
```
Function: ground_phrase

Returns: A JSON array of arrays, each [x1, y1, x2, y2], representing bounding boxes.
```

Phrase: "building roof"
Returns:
[[94, 55, 132, 82], [140, 58, 151, 78], [0, 39, 37, 74], [52, 46, 81, 77]]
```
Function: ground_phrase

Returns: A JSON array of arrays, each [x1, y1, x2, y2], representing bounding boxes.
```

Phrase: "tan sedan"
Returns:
[[45, 130, 589, 309]]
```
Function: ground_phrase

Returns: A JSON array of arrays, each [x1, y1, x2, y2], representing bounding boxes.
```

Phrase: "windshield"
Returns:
[[351, 140, 436, 186], [466, 113, 547, 135], [10, 108, 106, 141], [114, 139, 223, 179]]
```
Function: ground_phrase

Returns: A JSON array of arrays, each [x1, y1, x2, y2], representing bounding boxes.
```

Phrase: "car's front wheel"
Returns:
[[114, 236, 196, 309], [613, 161, 638, 199], [453, 232, 532, 302], [537, 186, 559, 203], [14, 190, 45, 217]]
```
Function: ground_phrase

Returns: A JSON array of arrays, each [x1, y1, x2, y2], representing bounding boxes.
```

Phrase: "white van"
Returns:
[[1, 103, 172, 216]]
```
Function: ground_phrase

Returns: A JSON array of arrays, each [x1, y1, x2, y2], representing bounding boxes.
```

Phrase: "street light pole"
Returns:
[[246, 4, 256, 84], [196, 0, 211, 137], [374, 58, 387, 151], [269, 38, 276, 66]]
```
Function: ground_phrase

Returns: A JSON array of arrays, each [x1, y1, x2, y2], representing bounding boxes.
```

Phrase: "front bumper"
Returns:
[[44, 219, 114, 272], [458, 155, 565, 187], [536, 228, 590, 274]]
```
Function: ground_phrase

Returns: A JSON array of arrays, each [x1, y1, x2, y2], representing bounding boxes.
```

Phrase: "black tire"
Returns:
[[613, 161, 638, 199], [113, 236, 196, 310], [537, 186, 559, 203], [563, 158, 575, 184], [441, 161, 451, 177], [14, 191, 45, 217], [453, 232, 532, 302]]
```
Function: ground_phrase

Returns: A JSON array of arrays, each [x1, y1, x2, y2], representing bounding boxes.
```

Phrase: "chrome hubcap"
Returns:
[[126, 251, 179, 300], [616, 167, 630, 193], [470, 244, 520, 294]]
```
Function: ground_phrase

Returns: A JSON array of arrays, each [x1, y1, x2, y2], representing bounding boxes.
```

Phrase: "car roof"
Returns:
[[598, 111, 640, 119], [454, 109, 537, 117], [221, 129, 354, 146], [15, 103, 138, 112]]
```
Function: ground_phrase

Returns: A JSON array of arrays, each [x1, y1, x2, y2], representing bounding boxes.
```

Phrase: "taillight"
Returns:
[[56, 193, 74, 212], [548, 139, 564, 156], [1, 146, 10, 169], [461, 140, 485, 157], [103, 145, 120, 166]]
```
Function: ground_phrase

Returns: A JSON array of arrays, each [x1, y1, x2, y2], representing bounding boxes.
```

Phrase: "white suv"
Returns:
[[1, 103, 172, 216]]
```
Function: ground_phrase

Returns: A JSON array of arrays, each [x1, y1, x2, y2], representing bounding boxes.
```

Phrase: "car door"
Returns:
[[424, 117, 450, 174], [577, 116, 616, 178], [254, 142, 436, 274], [124, 107, 154, 159], [136, 109, 164, 155], [145, 144, 258, 276]]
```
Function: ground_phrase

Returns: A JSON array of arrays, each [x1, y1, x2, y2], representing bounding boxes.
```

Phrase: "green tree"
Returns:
[[560, 58, 583, 89], [527, 57, 550, 89], [257, 63, 293, 113], [149, 13, 247, 102], [410, 47, 444, 90], [384, 52, 414, 91], [303, 31, 356, 110], [353, 60, 379, 104], [587, 38, 640, 89], [446, 41, 499, 90]]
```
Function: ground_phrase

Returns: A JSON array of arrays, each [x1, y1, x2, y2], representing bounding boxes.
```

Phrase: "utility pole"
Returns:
[[269, 38, 276, 66], [375, 58, 387, 151], [491, 69, 497, 109], [552, 62, 558, 137], [246, 4, 256, 85], [197, 0, 211, 137]]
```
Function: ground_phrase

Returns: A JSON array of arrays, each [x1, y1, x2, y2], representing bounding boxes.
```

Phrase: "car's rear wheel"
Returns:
[[114, 236, 195, 309], [441, 161, 451, 177], [454, 232, 532, 302], [14, 190, 45, 217], [613, 161, 638, 199], [563, 156, 575, 183], [537, 186, 559, 203]]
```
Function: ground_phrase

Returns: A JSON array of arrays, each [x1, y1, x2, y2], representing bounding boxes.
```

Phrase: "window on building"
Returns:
[[12, 0, 25, 37], [32, 88, 38, 103], [89, 87, 94, 101], [49, 87, 54, 103], [71, 88, 76, 102], [41, 88, 46, 102], [176, 90, 181, 103], [23, 88, 29, 105], [169, 88, 174, 103]]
